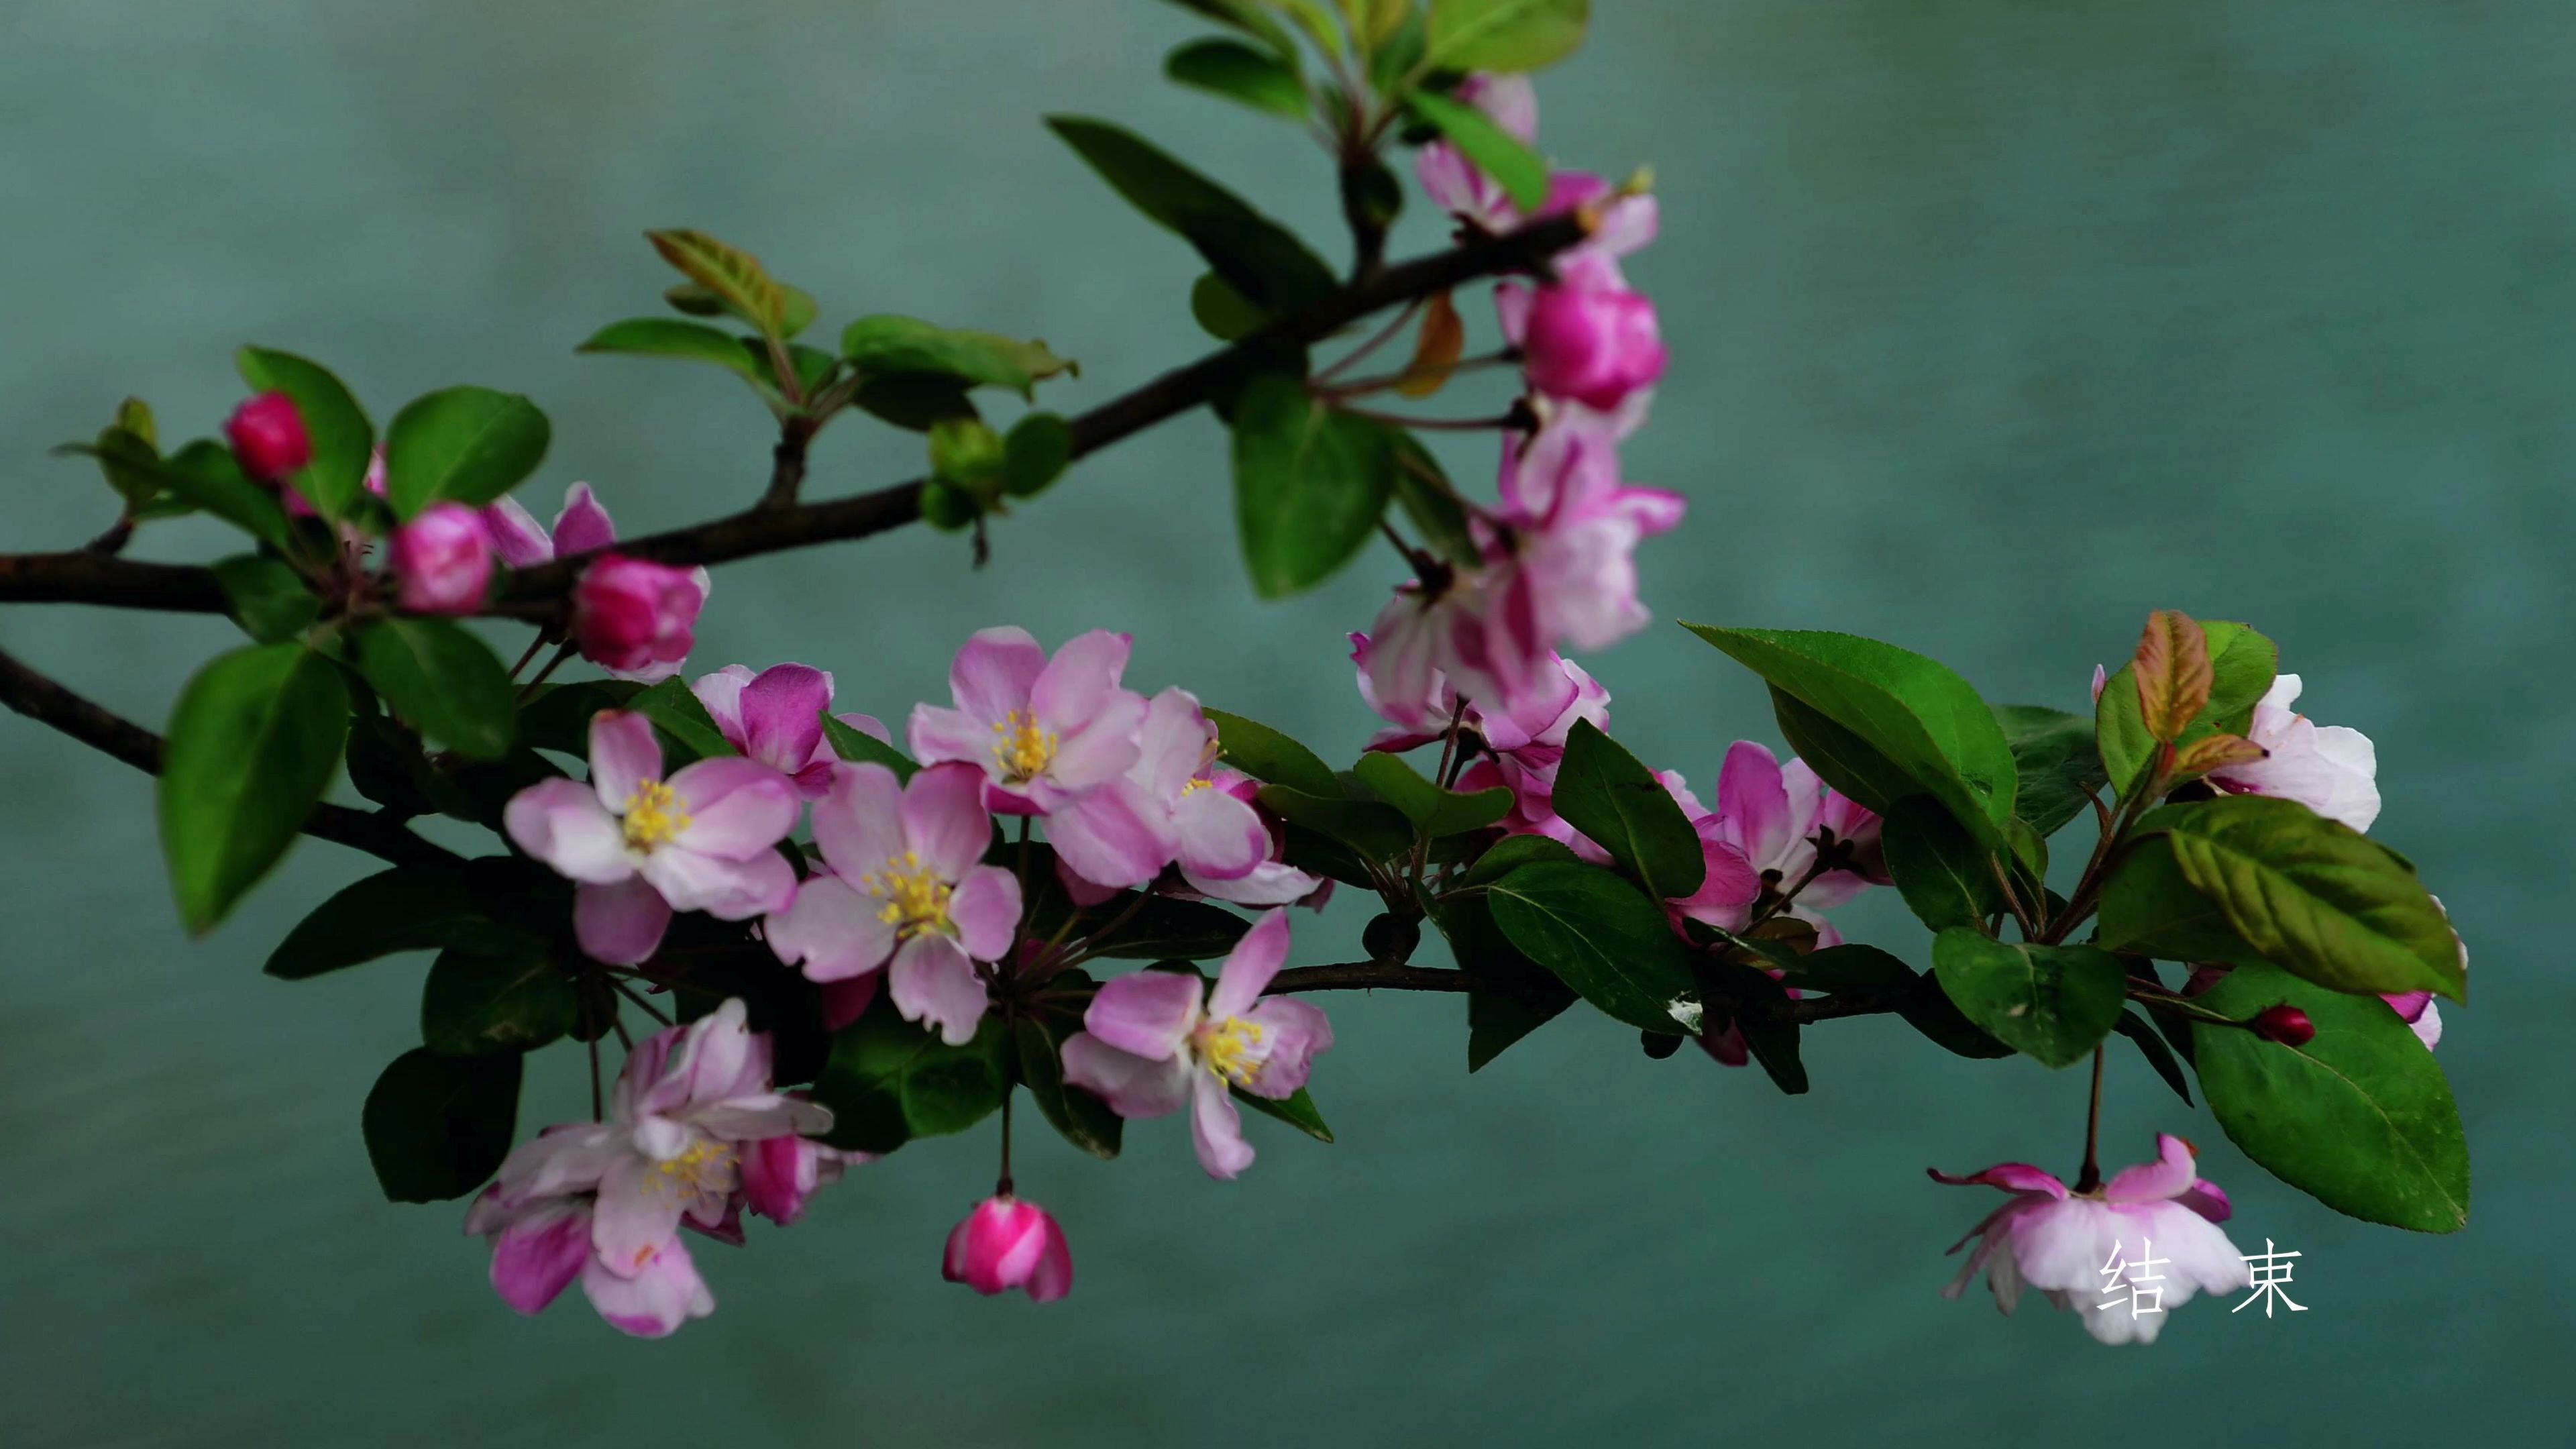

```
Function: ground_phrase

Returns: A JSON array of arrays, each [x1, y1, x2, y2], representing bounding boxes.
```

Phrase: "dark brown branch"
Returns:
[[1268, 961, 1910, 1027], [0, 211, 1591, 617], [0, 645, 458, 867]]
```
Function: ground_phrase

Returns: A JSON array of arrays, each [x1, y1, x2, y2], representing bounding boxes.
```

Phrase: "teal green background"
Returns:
[[3, 1, 2569, 1443]]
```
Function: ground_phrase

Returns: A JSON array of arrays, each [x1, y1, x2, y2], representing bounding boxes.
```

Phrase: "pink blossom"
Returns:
[[943, 1195, 1073, 1302], [908, 627, 1167, 888], [691, 662, 885, 800], [503, 710, 800, 964], [1061, 910, 1333, 1179], [2382, 991, 2444, 1050], [388, 501, 494, 614], [1933, 1133, 2251, 1345], [495, 483, 710, 681], [466, 1193, 717, 1338], [1415, 73, 1539, 231], [1515, 283, 1666, 411], [1705, 741, 1887, 911], [1350, 631, 1608, 756], [764, 761, 1022, 1045], [2208, 674, 2380, 832], [1179, 768, 1329, 907], [225, 392, 309, 482], [482, 480, 619, 568], [739, 1133, 868, 1228], [574, 553, 706, 684]]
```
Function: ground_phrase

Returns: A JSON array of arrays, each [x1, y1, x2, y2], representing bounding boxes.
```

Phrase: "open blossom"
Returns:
[[1061, 910, 1332, 1179], [2208, 674, 2380, 832], [225, 391, 309, 482], [765, 761, 1021, 1045], [943, 1195, 1072, 1303], [1351, 631, 1609, 757], [1415, 73, 1538, 230], [388, 501, 494, 614], [692, 662, 886, 799], [1933, 1134, 2251, 1346], [1179, 771, 1328, 908], [1702, 741, 1887, 910], [909, 627, 1167, 888], [504, 710, 799, 964], [466, 1000, 835, 1338]]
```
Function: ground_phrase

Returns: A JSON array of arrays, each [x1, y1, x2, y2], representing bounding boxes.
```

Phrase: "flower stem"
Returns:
[[996, 1090, 1015, 1199], [2075, 1044, 2107, 1194]]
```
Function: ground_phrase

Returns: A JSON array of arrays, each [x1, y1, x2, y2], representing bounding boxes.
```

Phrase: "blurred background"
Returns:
[[3, 1, 2569, 1444]]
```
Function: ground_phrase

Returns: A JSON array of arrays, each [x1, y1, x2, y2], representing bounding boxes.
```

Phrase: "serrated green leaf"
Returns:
[[382, 386, 549, 517], [1993, 703, 2106, 839], [579, 317, 763, 381], [627, 676, 735, 765], [1487, 861, 1702, 1034], [2097, 620, 2276, 798], [421, 944, 578, 1057], [1234, 1083, 1334, 1142], [267, 863, 542, 980], [211, 553, 321, 644], [158, 643, 348, 932], [1930, 928, 2127, 1069], [821, 713, 916, 781], [1550, 720, 1703, 903], [1256, 782, 1413, 861], [839, 315, 1074, 399], [1880, 795, 2001, 933], [358, 619, 516, 761], [645, 229, 788, 337]]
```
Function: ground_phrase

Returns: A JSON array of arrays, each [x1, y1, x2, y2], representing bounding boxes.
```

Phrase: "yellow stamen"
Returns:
[[1198, 1016, 1268, 1088], [989, 709, 1059, 781], [860, 849, 953, 937], [1181, 777, 1212, 796], [623, 780, 691, 851], [643, 1139, 735, 1199]]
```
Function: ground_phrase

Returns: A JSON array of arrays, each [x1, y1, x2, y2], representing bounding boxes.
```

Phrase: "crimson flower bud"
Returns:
[[1519, 283, 1667, 410], [388, 502, 495, 614], [942, 1195, 1072, 1302], [572, 553, 704, 677], [2251, 1003, 2316, 1047], [225, 391, 311, 482]]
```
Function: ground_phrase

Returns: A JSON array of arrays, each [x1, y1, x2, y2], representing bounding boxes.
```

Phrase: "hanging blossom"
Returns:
[[691, 661, 888, 800], [765, 761, 1023, 1046], [1933, 1134, 2251, 1346], [464, 1000, 843, 1338], [1061, 910, 1334, 1179], [486, 482, 712, 683], [2206, 673, 2381, 833], [504, 710, 800, 965], [943, 1195, 1074, 1303], [909, 627, 1168, 887]]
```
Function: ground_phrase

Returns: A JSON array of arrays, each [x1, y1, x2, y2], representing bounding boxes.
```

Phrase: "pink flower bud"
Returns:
[[388, 502, 495, 614], [2251, 1003, 2316, 1047], [1519, 284, 1667, 411], [226, 391, 311, 482], [941, 1195, 1071, 1302], [573, 553, 704, 677]]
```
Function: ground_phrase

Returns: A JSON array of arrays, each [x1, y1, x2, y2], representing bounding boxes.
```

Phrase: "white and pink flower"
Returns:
[[2208, 673, 2380, 833], [691, 661, 887, 800]]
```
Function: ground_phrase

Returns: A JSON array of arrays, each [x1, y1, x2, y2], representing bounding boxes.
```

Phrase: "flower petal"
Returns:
[[589, 1152, 688, 1281], [1081, 968, 1202, 1061], [638, 845, 795, 920], [888, 933, 989, 1046], [504, 778, 633, 885], [739, 663, 833, 777], [1189, 1069, 1255, 1180], [902, 762, 997, 881], [1029, 629, 1134, 733], [580, 1237, 714, 1338], [551, 481, 616, 557], [688, 664, 756, 747], [575, 876, 672, 965], [950, 625, 1046, 723], [950, 865, 1024, 963], [488, 1199, 592, 1315], [765, 872, 896, 983], [1061, 1032, 1195, 1119], [667, 757, 800, 861], [1173, 786, 1270, 881], [1045, 776, 1174, 889], [1238, 996, 1332, 1097], [2103, 1132, 2200, 1204], [589, 710, 664, 814], [1208, 909, 1291, 1020], [810, 761, 906, 879]]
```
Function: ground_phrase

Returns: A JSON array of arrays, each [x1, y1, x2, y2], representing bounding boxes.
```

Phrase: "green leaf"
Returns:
[[1046, 117, 1338, 311], [1002, 413, 1074, 499], [516, 680, 644, 757], [1256, 783, 1413, 861], [578, 317, 763, 382], [1405, 88, 1549, 210], [1437, 894, 1577, 1071], [2113, 1010, 2194, 1106], [1686, 625, 2018, 847], [158, 643, 350, 933], [2097, 621, 2276, 798], [1387, 434, 1479, 565], [1079, 894, 1253, 960], [211, 553, 321, 644], [357, 619, 517, 761], [64, 422, 166, 510], [1703, 960, 1807, 1094], [664, 280, 818, 338], [645, 229, 789, 337], [362, 1048, 521, 1203], [1161, 0, 1299, 58], [2149, 796, 2463, 998], [235, 346, 373, 521], [812, 1000, 1011, 1153], [1203, 708, 1341, 798], [1550, 720, 1704, 902], [2095, 833, 2269, 966], [839, 315, 1075, 399], [1190, 270, 1270, 341], [1424, 0, 1589, 71], [1778, 942, 1915, 996], [1880, 795, 2001, 933], [627, 676, 735, 765], [1352, 750, 1512, 837], [1462, 832, 1578, 887], [382, 386, 550, 517], [267, 863, 541, 980], [1993, 704, 2106, 839], [1900, 968, 2018, 1059], [421, 944, 578, 1057], [820, 714, 916, 781], [1230, 372, 1397, 597], [1016, 992, 1123, 1159], [1930, 928, 2127, 1069], [2192, 963, 2469, 1232], [1487, 861, 1703, 1034], [1167, 38, 1309, 117], [1234, 1084, 1334, 1142]]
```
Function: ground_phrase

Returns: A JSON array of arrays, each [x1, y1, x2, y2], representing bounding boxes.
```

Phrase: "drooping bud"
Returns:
[[573, 553, 704, 677], [388, 502, 495, 614], [2251, 1003, 2316, 1047], [226, 391, 311, 482], [1519, 283, 1667, 411], [2133, 609, 2213, 744], [942, 1195, 1072, 1303]]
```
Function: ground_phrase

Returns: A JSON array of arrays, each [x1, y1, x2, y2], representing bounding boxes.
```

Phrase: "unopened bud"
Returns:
[[2251, 1003, 2316, 1047], [226, 391, 310, 482]]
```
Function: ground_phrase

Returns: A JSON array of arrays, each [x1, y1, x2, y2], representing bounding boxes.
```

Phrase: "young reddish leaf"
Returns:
[[2175, 732, 2267, 776], [1394, 290, 1466, 398], [644, 229, 787, 339], [2132, 608, 2213, 744]]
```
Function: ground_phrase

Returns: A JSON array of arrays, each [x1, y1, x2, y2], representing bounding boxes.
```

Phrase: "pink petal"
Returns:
[[902, 762, 997, 881], [482, 496, 555, 568], [1134, 688, 1217, 800], [2102, 1132, 2200, 1204], [820, 973, 881, 1030], [949, 865, 1024, 962], [504, 778, 633, 885], [1046, 776, 1174, 888], [1189, 1069, 1255, 1180], [488, 1200, 592, 1314], [1238, 996, 1332, 1097], [906, 703, 993, 771], [1186, 858, 1326, 908], [688, 664, 757, 747], [1044, 688, 1149, 790], [739, 1135, 822, 1226], [1173, 786, 1270, 881], [1028, 629, 1134, 734], [2176, 1178, 2234, 1224], [667, 757, 800, 861], [551, 482, 616, 557], [888, 933, 989, 1046], [589, 710, 664, 814], [949, 625, 1046, 723], [1208, 909, 1292, 1020], [739, 663, 833, 777], [1028, 1214, 1074, 1303], [810, 761, 906, 880], [638, 845, 796, 919], [589, 1153, 688, 1280], [1061, 1032, 1195, 1119], [767, 873, 897, 982], [1081, 969, 1202, 1061], [575, 876, 672, 965], [1715, 739, 1792, 869], [1925, 1161, 2071, 1198], [580, 1238, 715, 1338]]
